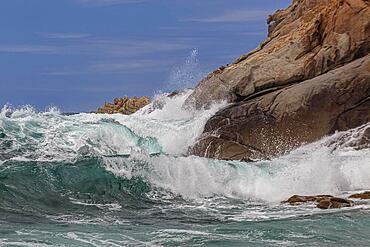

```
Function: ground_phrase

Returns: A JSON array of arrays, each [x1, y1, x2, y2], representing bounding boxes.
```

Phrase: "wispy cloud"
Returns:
[[40, 70, 82, 76], [76, 0, 147, 6], [41, 59, 175, 76], [186, 10, 272, 23], [39, 32, 90, 39], [42, 59, 174, 76], [85, 39, 191, 57], [88, 59, 174, 74], [0, 38, 191, 57], [0, 45, 61, 54], [1, 36, 192, 77]]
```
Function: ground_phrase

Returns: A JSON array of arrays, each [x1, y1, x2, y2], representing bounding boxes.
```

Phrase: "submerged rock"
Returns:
[[283, 194, 354, 210], [283, 195, 333, 205], [317, 197, 353, 209], [96, 96, 150, 115], [187, 0, 370, 161]]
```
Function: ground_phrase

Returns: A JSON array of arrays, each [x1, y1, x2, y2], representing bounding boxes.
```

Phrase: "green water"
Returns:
[[1, 158, 370, 246]]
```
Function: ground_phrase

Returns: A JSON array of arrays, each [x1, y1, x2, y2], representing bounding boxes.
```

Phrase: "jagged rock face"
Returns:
[[188, 0, 370, 161], [96, 96, 150, 115]]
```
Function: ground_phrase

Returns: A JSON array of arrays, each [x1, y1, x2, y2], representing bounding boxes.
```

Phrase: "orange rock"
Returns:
[[96, 96, 151, 115], [349, 191, 370, 200]]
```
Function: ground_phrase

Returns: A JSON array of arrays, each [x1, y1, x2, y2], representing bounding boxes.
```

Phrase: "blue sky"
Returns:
[[0, 0, 291, 112]]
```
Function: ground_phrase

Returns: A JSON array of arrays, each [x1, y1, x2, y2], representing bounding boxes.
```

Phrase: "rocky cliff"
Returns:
[[188, 0, 370, 161], [96, 96, 150, 115]]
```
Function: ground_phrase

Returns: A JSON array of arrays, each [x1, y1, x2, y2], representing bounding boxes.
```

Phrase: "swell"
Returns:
[[0, 157, 152, 222], [2, 142, 370, 224]]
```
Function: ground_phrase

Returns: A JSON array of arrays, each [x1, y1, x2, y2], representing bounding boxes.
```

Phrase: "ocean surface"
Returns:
[[1, 91, 370, 246]]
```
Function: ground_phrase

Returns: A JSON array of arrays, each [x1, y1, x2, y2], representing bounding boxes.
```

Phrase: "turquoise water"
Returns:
[[1, 93, 370, 246]]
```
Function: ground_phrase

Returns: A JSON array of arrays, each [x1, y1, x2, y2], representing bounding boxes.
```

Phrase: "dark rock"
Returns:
[[283, 195, 333, 205], [168, 90, 180, 98], [317, 197, 353, 209], [349, 191, 370, 200], [283, 194, 354, 209]]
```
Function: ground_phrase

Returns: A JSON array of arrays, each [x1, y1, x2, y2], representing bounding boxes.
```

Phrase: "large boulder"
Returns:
[[188, 0, 370, 161]]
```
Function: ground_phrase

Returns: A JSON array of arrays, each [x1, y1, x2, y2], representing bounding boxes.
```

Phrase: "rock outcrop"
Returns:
[[283, 195, 335, 205], [284, 195, 352, 210], [96, 96, 150, 115], [317, 197, 353, 209], [349, 191, 370, 199], [188, 0, 370, 161], [284, 192, 370, 210]]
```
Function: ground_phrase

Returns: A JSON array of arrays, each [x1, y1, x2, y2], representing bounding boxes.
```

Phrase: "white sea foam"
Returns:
[[103, 146, 370, 202], [0, 91, 225, 160], [103, 122, 370, 203], [72, 90, 226, 156]]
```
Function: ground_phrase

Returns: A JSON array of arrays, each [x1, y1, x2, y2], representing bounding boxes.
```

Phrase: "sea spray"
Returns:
[[166, 49, 205, 92]]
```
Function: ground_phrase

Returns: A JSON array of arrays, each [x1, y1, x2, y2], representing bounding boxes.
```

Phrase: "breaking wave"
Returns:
[[1, 92, 370, 207], [1, 90, 370, 246]]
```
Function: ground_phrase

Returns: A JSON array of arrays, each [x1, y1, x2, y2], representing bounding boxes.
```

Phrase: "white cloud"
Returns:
[[186, 10, 272, 23]]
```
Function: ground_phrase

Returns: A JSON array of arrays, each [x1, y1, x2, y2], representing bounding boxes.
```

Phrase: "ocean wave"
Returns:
[[0, 92, 369, 222]]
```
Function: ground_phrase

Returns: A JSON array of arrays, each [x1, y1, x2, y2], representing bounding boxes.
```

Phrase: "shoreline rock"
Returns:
[[187, 0, 370, 161], [349, 191, 370, 200], [284, 191, 370, 210], [96, 96, 150, 115]]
